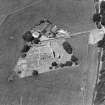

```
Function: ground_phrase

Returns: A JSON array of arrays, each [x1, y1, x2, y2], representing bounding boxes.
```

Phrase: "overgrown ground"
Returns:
[[0, 0, 97, 105]]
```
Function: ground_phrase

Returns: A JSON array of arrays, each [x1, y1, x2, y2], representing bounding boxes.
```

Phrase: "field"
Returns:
[[0, 30, 99, 105], [0, 0, 98, 105], [0, 0, 95, 33]]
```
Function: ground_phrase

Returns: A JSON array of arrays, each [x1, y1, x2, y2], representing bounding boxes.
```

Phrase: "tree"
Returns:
[[32, 70, 39, 76], [92, 13, 101, 23], [71, 55, 78, 63], [22, 31, 34, 42], [62, 41, 72, 54], [65, 61, 73, 66], [21, 45, 31, 53], [33, 38, 40, 44]]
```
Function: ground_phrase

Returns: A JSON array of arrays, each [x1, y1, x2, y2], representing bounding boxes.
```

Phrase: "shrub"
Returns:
[[51, 62, 58, 67], [59, 63, 65, 68], [62, 41, 72, 54], [97, 40, 105, 48], [100, 69, 105, 74], [101, 52, 105, 61], [21, 45, 31, 53], [22, 31, 34, 42], [92, 13, 101, 23], [33, 38, 40, 44], [32, 70, 38, 76], [71, 55, 78, 62], [100, 1, 105, 12], [101, 14, 105, 26], [65, 61, 73, 66]]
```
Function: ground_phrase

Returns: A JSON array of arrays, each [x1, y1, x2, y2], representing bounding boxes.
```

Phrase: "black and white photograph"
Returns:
[[0, 0, 104, 105]]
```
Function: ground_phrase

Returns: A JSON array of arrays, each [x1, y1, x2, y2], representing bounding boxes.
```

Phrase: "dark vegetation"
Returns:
[[49, 66, 52, 69], [100, 1, 105, 15], [99, 72, 105, 80], [100, 69, 105, 74], [59, 60, 76, 68], [97, 34, 105, 48], [41, 29, 47, 34], [97, 39, 105, 48], [101, 15, 105, 26], [71, 55, 78, 63], [92, 13, 101, 23], [59, 63, 65, 68], [32, 70, 39, 76], [65, 61, 73, 66], [0, 0, 94, 104], [39, 18, 52, 25], [95, 65, 105, 104], [102, 51, 105, 62], [51, 62, 58, 67], [100, 1, 105, 27], [21, 53, 27, 58], [93, 1, 105, 104], [33, 38, 40, 44], [93, 1, 105, 29], [51, 59, 75, 69], [22, 31, 34, 42], [95, 38, 105, 104], [95, 80, 105, 104], [17, 71, 22, 74], [95, 92, 105, 104], [22, 19, 53, 45], [62, 41, 72, 54], [21, 44, 31, 53], [92, 13, 102, 29]]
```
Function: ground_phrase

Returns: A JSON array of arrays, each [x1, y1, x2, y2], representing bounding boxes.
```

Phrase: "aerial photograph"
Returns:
[[0, 0, 105, 105]]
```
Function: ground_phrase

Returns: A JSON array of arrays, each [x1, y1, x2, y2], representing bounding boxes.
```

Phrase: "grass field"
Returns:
[[0, 29, 99, 105], [0, 0, 95, 33], [0, 0, 43, 15], [0, 0, 98, 105]]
